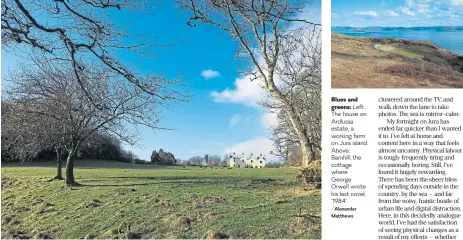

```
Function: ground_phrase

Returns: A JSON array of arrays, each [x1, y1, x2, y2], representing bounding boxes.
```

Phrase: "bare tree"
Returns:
[[208, 155, 221, 166], [270, 134, 304, 167], [177, 0, 321, 172], [188, 156, 204, 166], [2, 0, 182, 105], [268, 50, 322, 165], [78, 131, 124, 161], [222, 154, 229, 167], [2, 101, 67, 180], [3, 57, 185, 186], [270, 123, 294, 163]]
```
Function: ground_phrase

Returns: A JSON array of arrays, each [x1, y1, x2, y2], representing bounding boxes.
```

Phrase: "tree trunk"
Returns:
[[299, 138, 311, 169], [265, 63, 317, 185], [267, 83, 314, 169], [65, 150, 78, 186], [56, 158, 63, 179], [275, 103, 314, 185], [54, 148, 64, 180], [310, 145, 317, 162], [282, 103, 314, 185], [282, 104, 313, 168], [301, 145, 321, 187], [48, 147, 64, 181]]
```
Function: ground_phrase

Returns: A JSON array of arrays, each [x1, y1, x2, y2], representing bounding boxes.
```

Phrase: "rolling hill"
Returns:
[[331, 33, 463, 88]]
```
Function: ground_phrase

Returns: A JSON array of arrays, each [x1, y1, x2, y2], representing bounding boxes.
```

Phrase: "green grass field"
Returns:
[[376, 45, 424, 59], [1, 160, 321, 239]]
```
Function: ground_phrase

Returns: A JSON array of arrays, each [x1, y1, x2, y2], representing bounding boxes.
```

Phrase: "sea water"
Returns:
[[332, 28, 463, 55]]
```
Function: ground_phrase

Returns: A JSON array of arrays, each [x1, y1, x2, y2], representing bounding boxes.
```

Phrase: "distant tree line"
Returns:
[[1, 123, 143, 164], [180, 154, 226, 167], [150, 149, 177, 165]]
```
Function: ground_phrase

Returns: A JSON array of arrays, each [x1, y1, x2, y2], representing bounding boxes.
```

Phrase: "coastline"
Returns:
[[331, 33, 463, 88], [332, 27, 463, 56]]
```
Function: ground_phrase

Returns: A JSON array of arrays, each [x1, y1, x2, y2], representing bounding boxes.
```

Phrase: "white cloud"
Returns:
[[229, 114, 241, 128], [201, 69, 221, 80], [399, 7, 416, 16], [210, 74, 268, 107], [452, 0, 463, 5], [354, 11, 378, 17], [261, 112, 278, 129], [385, 10, 399, 16], [223, 137, 275, 158], [416, 3, 430, 13]]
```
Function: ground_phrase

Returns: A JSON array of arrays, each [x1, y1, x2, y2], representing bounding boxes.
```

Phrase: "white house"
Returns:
[[254, 154, 266, 168], [228, 153, 266, 168]]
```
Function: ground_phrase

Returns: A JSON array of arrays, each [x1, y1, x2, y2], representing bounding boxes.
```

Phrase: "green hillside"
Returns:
[[1, 160, 321, 239]]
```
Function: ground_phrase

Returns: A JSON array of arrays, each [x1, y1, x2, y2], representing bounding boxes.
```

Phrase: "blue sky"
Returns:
[[332, 0, 463, 27], [2, 1, 321, 162]]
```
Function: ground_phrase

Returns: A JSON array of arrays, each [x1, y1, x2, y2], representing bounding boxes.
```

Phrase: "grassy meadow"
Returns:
[[1, 160, 321, 239], [332, 33, 463, 88]]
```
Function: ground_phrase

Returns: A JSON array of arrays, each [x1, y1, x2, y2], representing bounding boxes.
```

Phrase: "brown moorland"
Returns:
[[331, 33, 463, 88]]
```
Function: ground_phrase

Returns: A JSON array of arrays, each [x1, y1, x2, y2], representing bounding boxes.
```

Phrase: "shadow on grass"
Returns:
[[1, 159, 178, 170], [75, 176, 288, 188], [98, 176, 245, 180], [74, 179, 221, 187]]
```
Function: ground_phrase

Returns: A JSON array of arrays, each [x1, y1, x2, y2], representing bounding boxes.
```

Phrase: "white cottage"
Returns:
[[228, 153, 266, 168], [228, 153, 245, 168], [254, 154, 266, 168]]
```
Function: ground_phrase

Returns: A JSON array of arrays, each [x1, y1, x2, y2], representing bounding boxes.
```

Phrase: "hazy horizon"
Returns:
[[332, 25, 463, 28], [332, 0, 463, 28]]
